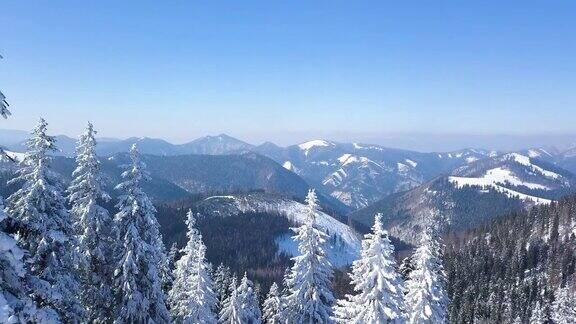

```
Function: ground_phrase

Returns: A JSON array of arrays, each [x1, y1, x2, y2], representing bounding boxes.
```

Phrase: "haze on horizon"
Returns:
[[1, 1, 576, 151]]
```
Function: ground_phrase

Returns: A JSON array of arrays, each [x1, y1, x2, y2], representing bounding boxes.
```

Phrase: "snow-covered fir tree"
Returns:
[[111, 144, 170, 323], [167, 242, 179, 270], [0, 84, 28, 323], [68, 122, 113, 322], [6, 118, 83, 322], [169, 210, 218, 323], [237, 273, 262, 324], [163, 242, 179, 293], [529, 301, 547, 324], [405, 226, 449, 324], [283, 189, 335, 323], [219, 277, 242, 324], [332, 213, 405, 323], [0, 79, 59, 323], [551, 285, 576, 324], [214, 263, 233, 309], [0, 91, 9, 120], [0, 196, 42, 323], [262, 282, 282, 324]]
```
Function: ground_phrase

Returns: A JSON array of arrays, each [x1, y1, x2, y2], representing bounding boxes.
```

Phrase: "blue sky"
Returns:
[[1, 1, 575, 148]]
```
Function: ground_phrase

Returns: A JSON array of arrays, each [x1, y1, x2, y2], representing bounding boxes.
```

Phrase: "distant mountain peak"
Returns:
[[297, 139, 335, 155]]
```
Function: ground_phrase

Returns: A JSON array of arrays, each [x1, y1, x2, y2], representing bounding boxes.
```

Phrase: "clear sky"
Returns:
[[1, 1, 575, 148]]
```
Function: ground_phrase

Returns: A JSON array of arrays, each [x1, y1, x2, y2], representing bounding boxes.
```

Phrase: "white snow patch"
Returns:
[[505, 153, 561, 179], [298, 140, 333, 155], [483, 167, 549, 190], [337, 154, 357, 164], [527, 149, 541, 158], [405, 159, 418, 167], [323, 169, 348, 186], [282, 161, 294, 171], [397, 163, 409, 173], [3, 150, 25, 162], [448, 176, 552, 205], [466, 157, 479, 163], [205, 195, 235, 200]]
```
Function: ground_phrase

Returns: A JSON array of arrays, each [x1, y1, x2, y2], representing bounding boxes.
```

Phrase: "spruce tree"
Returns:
[[237, 273, 262, 324], [0, 196, 47, 323], [111, 144, 170, 323], [333, 213, 405, 323], [219, 277, 242, 324], [169, 210, 218, 323], [0, 71, 59, 323], [0, 81, 34, 323], [167, 242, 179, 269], [6, 118, 83, 322], [405, 227, 449, 324], [214, 263, 233, 309], [283, 189, 335, 323], [551, 286, 576, 324], [68, 122, 113, 322], [262, 282, 281, 324], [529, 301, 546, 324]]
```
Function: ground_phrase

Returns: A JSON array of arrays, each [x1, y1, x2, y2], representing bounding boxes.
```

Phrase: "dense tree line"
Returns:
[[444, 195, 576, 323]]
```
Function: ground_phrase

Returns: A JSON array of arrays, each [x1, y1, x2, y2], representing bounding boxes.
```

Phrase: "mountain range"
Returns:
[[6, 131, 576, 209], [3, 128, 576, 245]]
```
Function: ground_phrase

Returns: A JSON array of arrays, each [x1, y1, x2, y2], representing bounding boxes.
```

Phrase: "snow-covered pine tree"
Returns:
[[332, 213, 405, 323], [168, 242, 179, 270], [214, 263, 233, 309], [163, 242, 179, 293], [405, 227, 449, 324], [0, 196, 42, 323], [6, 118, 83, 322], [237, 273, 262, 324], [219, 277, 242, 324], [68, 122, 113, 322], [551, 285, 576, 324], [0, 79, 29, 323], [262, 282, 281, 324], [283, 189, 335, 323], [529, 301, 547, 324], [169, 210, 218, 323], [111, 144, 170, 323]]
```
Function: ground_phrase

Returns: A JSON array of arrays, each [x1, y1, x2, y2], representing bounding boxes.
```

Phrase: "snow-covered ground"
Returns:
[[448, 176, 552, 205], [298, 140, 334, 156], [504, 153, 561, 179], [199, 194, 361, 267]]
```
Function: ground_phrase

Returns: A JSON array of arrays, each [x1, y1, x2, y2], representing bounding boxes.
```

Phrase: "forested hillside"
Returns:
[[444, 194, 576, 323]]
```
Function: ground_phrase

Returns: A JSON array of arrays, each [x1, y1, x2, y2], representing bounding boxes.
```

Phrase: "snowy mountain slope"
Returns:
[[350, 153, 576, 245], [195, 193, 361, 267], [450, 153, 575, 201], [349, 177, 528, 245], [255, 140, 495, 209]]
